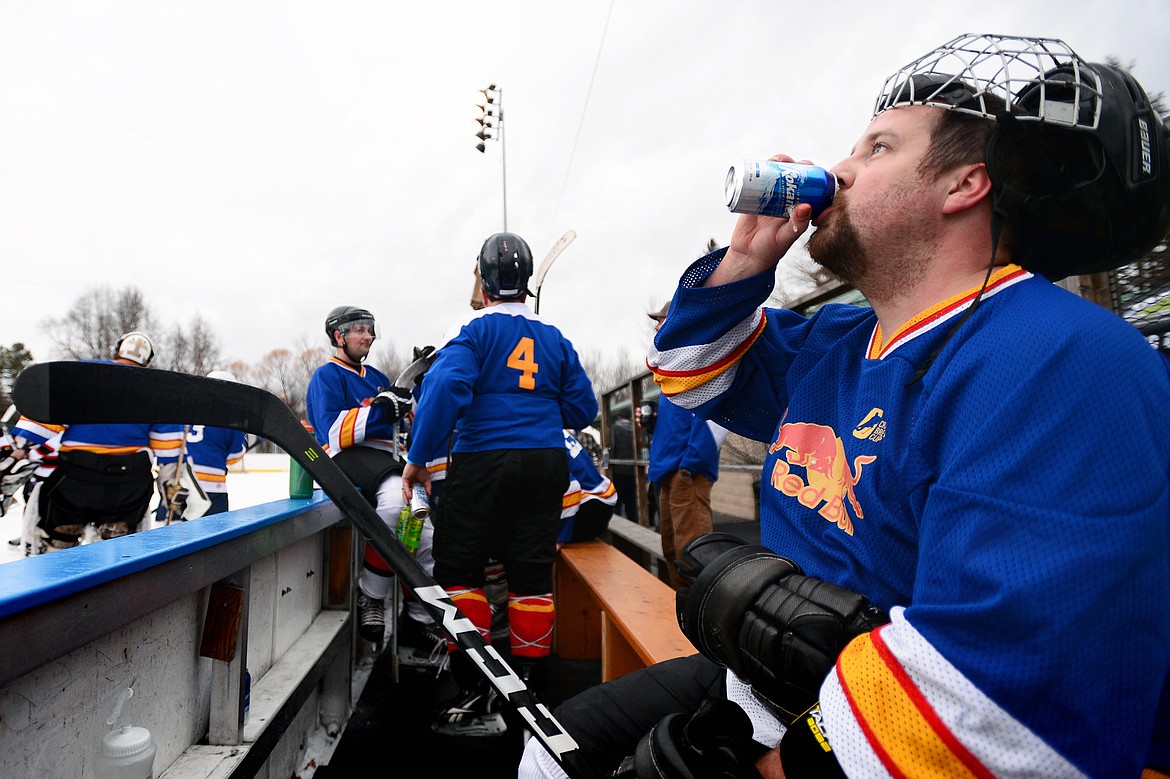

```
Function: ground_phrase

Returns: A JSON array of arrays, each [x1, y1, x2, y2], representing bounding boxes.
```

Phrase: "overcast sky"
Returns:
[[1, 1, 1167, 374]]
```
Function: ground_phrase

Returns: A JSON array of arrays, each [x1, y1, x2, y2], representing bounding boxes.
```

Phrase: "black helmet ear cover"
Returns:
[[986, 62, 1170, 280], [877, 36, 1170, 281]]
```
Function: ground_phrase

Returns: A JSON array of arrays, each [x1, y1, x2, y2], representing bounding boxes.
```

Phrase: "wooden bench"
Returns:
[[554, 540, 695, 682]]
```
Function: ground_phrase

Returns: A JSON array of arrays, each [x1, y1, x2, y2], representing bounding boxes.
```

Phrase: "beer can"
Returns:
[[725, 160, 837, 219], [410, 483, 430, 521]]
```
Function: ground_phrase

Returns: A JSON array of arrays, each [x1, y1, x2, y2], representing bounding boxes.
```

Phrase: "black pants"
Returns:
[[39, 450, 153, 543], [554, 653, 725, 778], [611, 471, 639, 524], [434, 447, 567, 595]]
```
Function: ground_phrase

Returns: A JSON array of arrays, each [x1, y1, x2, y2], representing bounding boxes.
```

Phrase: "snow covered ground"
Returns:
[[0, 452, 294, 563]]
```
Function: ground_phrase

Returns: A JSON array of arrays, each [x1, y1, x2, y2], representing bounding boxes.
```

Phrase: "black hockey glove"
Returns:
[[370, 386, 413, 422], [674, 532, 769, 585], [611, 698, 766, 779], [412, 344, 436, 363], [676, 533, 889, 724]]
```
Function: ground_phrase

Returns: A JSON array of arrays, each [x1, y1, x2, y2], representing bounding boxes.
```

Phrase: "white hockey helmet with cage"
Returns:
[[874, 33, 1170, 280], [114, 331, 154, 366]]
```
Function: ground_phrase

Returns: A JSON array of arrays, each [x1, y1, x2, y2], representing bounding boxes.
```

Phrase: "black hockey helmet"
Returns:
[[875, 34, 1170, 280], [325, 306, 376, 346], [988, 62, 1170, 278], [114, 331, 154, 366], [478, 232, 534, 300]]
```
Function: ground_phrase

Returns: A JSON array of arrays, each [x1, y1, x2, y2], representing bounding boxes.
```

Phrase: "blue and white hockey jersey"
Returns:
[[407, 302, 596, 462], [180, 425, 247, 494], [305, 357, 401, 457], [649, 251, 1170, 778], [558, 429, 617, 543]]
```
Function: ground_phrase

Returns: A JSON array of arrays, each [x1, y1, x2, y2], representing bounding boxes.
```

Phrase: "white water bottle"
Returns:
[[94, 687, 156, 779]]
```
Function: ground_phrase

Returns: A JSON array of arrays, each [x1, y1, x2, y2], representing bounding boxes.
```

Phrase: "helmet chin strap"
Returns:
[[905, 208, 1003, 387], [336, 333, 367, 365]]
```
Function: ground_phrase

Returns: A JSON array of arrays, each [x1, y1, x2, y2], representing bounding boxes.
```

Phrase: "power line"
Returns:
[[546, 0, 614, 249]]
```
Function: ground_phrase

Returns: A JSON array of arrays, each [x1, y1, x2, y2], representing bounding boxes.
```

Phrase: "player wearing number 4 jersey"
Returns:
[[403, 231, 597, 737]]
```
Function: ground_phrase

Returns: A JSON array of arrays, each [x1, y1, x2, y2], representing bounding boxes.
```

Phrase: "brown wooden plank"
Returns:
[[556, 541, 693, 669], [553, 557, 601, 660], [601, 611, 642, 681], [326, 525, 352, 607], [199, 583, 245, 661]]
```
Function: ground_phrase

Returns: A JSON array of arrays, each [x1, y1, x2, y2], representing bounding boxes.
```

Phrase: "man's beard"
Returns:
[[806, 201, 869, 286]]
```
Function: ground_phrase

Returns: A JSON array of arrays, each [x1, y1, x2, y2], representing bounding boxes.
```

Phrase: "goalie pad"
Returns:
[[676, 534, 889, 724], [0, 458, 38, 518], [156, 460, 212, 521]]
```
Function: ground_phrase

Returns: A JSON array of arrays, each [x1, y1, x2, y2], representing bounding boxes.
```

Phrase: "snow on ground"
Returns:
[[0, 452, 294, 564]]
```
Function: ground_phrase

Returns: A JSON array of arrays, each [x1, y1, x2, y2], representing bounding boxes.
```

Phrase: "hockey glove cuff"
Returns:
[[779, 703, 847, 778], [611, 698, 766, 779], [676, 534, 889, 724], [370, 386, 413, 422]]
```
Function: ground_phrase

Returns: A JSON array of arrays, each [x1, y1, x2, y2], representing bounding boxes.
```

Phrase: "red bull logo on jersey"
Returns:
[[768, 421, 876, 535]]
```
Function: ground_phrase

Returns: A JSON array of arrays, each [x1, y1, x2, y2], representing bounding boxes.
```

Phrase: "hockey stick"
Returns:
[[12, 362, 595, 779], [393, 349, 436, 390], [163, 424, 191, 525], [533, 229, 576, 315]]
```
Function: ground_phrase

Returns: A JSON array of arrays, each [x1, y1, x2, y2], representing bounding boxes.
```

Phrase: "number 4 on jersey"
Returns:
[[507, 337, 538, 389]]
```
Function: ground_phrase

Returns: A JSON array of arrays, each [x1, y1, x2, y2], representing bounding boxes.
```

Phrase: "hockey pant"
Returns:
[[518, 653, 728, 779], [37, 450, 154, 549]]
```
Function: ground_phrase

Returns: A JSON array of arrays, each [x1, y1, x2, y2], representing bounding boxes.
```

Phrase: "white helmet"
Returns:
[[207, 370, 237, 382], [114, 331, 154, 366]]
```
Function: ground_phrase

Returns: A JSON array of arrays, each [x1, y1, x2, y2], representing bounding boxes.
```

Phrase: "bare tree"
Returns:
[[248, 348, 317, 419], [224, 359, 253, 382], [158, 314, 222, 375], [580, 345, 644, 398], [251, 346, 306, 418], [42, 286, 160, 361], [0, 342, 35, 413]]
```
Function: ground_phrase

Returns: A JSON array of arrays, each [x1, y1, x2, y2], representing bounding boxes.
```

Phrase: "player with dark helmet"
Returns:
[[873, 36, 1170, 280], [307, 305, 417, 645], [520, 34, 1170, 779], [324, 306, 377, 353], [477, 232, 534, 301], [403, 231, 596, 738]]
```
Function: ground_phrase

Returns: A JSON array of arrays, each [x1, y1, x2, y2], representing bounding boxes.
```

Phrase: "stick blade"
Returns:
[[533, 229, 576, 291], [13, 361, 285, 434], [393, 351, 437, 389]]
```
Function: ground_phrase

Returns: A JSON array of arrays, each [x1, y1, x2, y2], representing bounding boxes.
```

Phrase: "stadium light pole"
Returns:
[[474, 83, 507, 231]]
